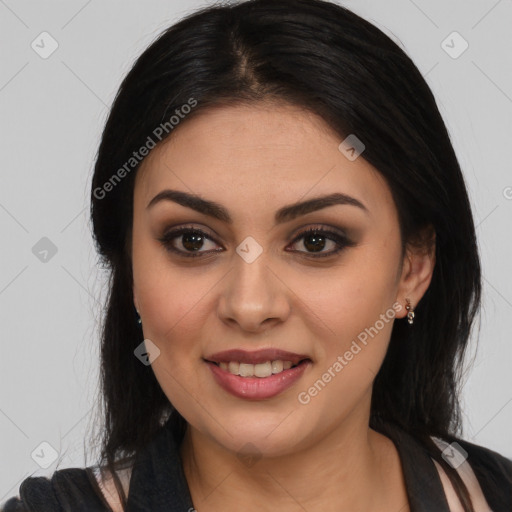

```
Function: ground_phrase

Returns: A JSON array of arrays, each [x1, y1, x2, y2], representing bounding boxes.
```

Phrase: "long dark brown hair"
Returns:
[[89, 1, 481, 509]]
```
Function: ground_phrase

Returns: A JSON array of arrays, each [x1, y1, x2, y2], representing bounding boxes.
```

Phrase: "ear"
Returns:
[[394, 225, 436, 319]]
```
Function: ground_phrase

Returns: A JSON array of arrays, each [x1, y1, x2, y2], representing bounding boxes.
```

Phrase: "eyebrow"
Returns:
[[146, 189, 369, 224]]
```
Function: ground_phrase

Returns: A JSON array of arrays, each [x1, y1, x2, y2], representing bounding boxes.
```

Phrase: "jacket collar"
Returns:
[[126, 417, 194, 511]]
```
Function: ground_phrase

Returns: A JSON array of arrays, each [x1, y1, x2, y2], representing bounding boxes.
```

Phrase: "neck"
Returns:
[[179, 409, 408, 512]]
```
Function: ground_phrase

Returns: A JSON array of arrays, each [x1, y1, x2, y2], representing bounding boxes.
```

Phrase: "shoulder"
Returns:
[[432, 436, 512, 512], [455, 438, 512, 492], [1, 466, 113, 511], [455, 437, 512, 475]]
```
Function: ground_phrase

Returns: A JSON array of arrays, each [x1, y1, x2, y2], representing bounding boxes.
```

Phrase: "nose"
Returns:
[[217, 253, 291, 335]]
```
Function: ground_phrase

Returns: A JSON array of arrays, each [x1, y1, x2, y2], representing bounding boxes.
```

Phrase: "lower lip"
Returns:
[[206, 360, 311, 400]]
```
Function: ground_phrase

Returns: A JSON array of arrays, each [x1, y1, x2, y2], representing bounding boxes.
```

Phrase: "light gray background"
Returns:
[[1, 0, 511, 503]]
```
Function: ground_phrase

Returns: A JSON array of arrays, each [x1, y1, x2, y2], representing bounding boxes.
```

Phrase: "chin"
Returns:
[[199, 408, 315, 458]]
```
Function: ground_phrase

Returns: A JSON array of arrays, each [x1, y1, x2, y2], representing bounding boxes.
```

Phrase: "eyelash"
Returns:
[[158, 224, 355, 260]]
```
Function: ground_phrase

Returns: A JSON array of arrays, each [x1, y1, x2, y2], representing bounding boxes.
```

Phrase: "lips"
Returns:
[[203, 348, 312, 400], [204, 348, 311, 366]]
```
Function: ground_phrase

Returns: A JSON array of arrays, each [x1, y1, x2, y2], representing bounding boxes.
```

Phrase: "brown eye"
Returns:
[[301, 232, 331, 252], [181, 231, 206, 252], [158, 227, 222, 257], [287, 226, 355, 258]]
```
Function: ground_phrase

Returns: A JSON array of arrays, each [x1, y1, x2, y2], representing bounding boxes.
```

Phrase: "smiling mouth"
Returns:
[[205, 358, 311, 378]]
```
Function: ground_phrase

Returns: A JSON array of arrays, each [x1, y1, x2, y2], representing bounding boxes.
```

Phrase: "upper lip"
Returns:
[[204, 348, 311, 366]]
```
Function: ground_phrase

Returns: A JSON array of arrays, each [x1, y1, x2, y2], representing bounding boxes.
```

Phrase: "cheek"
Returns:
[[303, 246, 400, 341], [297, 241, 401, 392], [136, 271, 213, 357], [295, 284, 396, 422], [132, 233, 212, 341], [134, 261, 216, 425], [131, 248, 219, 407]]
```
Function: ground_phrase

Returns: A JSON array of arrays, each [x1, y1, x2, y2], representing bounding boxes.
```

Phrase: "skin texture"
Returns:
[[131, 102, 436, 511]]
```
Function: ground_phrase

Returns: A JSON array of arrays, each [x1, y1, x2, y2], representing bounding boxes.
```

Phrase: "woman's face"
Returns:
[[131, 102, 427, 457]]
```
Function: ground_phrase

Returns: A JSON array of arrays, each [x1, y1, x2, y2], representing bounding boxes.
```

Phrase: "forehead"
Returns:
[[134, 103, 395, 223]]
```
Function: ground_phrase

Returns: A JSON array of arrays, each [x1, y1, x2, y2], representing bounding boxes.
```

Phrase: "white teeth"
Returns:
[[254, 361, 272, 378], [228, 361, 239, 374], [239, 363, 254, 377], [271, 360, 283, 373], [217, 360, 296, 377]]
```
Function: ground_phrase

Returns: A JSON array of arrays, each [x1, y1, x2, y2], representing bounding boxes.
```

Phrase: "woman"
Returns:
[[3, 0, 511, 510]]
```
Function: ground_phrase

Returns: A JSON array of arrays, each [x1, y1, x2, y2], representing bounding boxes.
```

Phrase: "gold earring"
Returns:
[[405, 298, 415, 325]]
